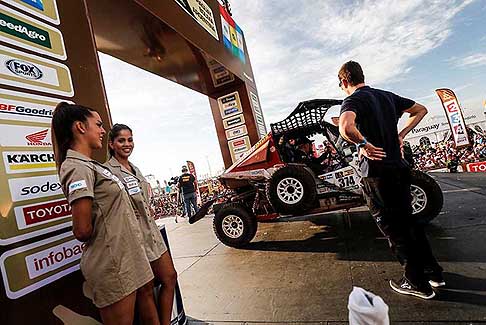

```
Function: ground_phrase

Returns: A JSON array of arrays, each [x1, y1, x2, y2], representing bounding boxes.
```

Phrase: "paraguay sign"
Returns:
[[2, 0, 60, 25], [0, 89, 61, 123], [0, 45, 74, 97], [0, 4, 66, 60], [0, 232, 81, 299], [175, 0, 218, 40], [435, 88, 470, 148]]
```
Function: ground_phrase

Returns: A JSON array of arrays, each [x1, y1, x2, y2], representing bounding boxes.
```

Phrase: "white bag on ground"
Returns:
[[348, 286, 389, 325]]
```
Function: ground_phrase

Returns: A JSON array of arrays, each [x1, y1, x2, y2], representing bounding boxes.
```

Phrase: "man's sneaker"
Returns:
[[389, 277, 435, 300], [428, 273, 446, 288]]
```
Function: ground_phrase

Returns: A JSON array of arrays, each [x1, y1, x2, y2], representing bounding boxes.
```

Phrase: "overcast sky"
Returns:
[[99, 0, 486, 182]]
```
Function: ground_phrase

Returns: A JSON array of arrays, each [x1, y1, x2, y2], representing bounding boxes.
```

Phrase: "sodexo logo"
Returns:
[[5, 59, 43, 80], [9, 175, 63, 202]]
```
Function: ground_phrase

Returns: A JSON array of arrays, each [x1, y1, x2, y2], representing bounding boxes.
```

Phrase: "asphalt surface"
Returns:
[[158, 172, 486, 324]]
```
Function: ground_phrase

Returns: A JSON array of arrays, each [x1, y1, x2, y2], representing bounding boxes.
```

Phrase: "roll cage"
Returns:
[[269, 99, 347, 157]]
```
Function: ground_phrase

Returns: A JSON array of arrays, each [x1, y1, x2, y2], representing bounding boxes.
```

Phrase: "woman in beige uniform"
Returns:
[[51, 103, 158, 325], [106, 124, 177, 325]]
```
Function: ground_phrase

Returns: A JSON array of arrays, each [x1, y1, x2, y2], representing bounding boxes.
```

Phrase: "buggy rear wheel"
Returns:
[[213, 203, 257, 248], [410, 170, 443, 224]]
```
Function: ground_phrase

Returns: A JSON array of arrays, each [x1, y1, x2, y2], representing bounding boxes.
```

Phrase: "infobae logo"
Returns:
[[25, 129, 51, 146], [25, 238, 84, 280]]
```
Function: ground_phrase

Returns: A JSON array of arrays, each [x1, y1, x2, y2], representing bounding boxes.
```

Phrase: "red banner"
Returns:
[[466, 161, 486, 172]]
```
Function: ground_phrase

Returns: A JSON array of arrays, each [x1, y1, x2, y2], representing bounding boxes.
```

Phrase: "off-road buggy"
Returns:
[[191, 99, 443, 248]]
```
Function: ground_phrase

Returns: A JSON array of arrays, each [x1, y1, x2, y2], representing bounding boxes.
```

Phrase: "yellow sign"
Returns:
[[0, 4, 66, 60], [2, 0, 60, 25], [0, 45, 74, 97], [0, 232, 81, 299]]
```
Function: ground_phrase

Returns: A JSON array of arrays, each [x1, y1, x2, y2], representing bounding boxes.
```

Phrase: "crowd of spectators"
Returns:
[[150, 177, 229, 218], [412, 131, 486, 171]]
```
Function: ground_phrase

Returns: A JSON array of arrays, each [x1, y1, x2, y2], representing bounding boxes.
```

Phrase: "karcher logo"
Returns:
[[0, 12, 51, 48], [7, 152, 54, 164], [3, 151, 56, 174]]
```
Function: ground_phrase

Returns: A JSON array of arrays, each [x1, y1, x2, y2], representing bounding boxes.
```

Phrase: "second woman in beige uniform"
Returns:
[[106, 124, 177, 325]]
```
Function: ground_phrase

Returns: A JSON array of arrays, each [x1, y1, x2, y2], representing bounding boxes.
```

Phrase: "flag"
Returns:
[[435, 88, 470, 148]]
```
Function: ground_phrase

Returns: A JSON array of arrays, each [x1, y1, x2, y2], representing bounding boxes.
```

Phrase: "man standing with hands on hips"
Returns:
[[338, 61, 444, 299]]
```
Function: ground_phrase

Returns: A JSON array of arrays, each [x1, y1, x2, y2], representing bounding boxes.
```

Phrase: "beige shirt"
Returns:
[[106, 157, 167, 262], [59, 150, 153, 308]]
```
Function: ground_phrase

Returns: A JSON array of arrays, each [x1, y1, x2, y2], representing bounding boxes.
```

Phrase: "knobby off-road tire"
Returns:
[[266, 166, 317, 215], [410, 170, 444, 224], [213, 203, 257, 248]]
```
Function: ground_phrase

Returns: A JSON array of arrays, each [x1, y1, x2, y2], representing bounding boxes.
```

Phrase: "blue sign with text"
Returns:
[[21, 0, 45, 11]]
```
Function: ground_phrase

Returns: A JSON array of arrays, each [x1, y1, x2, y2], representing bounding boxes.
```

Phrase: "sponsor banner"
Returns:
[[436, 88, 470, 148], [466, 161, 486, 172], [219, 4, 245, 63], [2, 150, 56, 174], [225, 124, 248, 140], [0, 232, 82, 299], [0, 88, 66, 123], [223, 113, 245, 130], [217, 91, 242, 119], [249, 91, 267, 138], [228, 135, 251, 162], [2, 0, 60, 25], [8, 174, 62, 202], [201, 52, 234, 88], [0, 46, 74, 97], [174, 0, 218, 40], [0, 124, 52, 147], [14, 198, 71, 230], [0, 4, 66, 60]]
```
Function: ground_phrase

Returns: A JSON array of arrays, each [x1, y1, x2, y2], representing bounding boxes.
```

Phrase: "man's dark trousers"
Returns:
[[361, 166, 442, 286], [183, 192, 198, 218]]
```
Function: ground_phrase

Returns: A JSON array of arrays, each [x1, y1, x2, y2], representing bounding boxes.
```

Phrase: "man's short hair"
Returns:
[[181, 166, 188, 172], [338, 61, 365, 86]]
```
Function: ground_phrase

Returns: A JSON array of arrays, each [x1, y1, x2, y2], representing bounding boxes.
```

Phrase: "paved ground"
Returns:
[[158, 173, 486, 324]]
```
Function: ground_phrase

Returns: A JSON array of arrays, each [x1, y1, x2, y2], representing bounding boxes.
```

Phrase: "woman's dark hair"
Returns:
[[338, 60, 365, 86], [51, 102, 96, 170], [108, 123, 132, 157]]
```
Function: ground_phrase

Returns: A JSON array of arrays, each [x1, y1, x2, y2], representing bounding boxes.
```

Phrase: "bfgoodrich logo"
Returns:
[[5, 59, 43, 80]]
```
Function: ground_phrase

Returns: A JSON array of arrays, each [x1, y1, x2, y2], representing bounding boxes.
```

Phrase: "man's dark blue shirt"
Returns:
[[340, 86, 415, 177]]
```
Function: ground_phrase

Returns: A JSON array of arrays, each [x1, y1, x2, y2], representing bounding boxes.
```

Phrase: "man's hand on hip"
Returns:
[[360, 142, 387, 160]]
